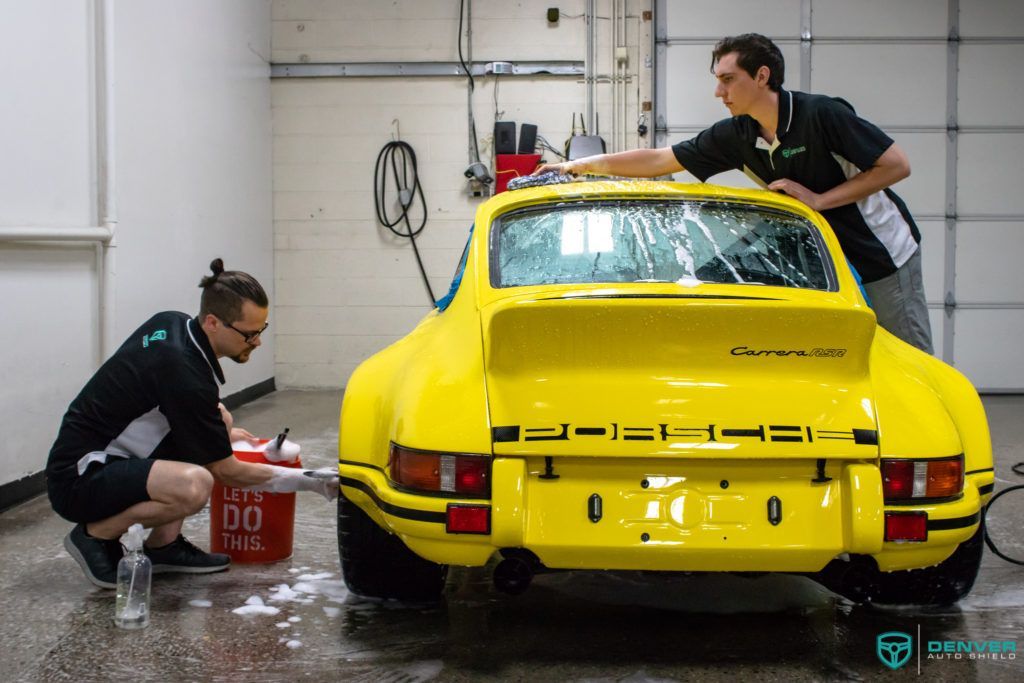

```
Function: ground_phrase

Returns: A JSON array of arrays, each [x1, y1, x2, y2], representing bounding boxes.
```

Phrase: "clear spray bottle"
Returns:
[[114, 523, 151, 629]]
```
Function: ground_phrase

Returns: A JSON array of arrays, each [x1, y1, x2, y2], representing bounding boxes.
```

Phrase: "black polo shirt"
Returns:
[[46, 311, 233, 482], [671, 88, 920, 283]]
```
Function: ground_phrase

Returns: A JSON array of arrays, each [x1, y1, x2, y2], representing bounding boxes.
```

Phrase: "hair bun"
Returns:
[[199, 258, 226, 289]]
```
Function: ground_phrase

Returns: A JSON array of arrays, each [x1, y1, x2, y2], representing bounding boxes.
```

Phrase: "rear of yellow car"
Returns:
[[337, 182, 993, 605]]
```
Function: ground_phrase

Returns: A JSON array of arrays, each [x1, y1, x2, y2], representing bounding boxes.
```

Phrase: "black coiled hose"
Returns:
[[373, 140, 435, 304], [983, 461, 1024, 565]]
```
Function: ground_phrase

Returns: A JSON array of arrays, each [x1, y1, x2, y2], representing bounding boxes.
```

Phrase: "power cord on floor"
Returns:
[[373, 139, 436, 305], [982, 461, 1024, 565]]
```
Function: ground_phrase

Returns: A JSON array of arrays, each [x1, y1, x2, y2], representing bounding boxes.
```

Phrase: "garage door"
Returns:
[[654, 0, 1024, 391]]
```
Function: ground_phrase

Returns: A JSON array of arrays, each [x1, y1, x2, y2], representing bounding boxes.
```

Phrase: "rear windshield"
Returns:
[[491, 200, 834, 290]]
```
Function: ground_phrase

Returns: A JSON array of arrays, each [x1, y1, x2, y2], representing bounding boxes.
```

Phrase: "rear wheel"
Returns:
[[819, 525, 984, 606], [337, 492, 448, 601]]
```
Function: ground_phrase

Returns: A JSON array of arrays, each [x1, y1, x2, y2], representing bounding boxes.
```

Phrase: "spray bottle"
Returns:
[[114, 523, 151, 629]]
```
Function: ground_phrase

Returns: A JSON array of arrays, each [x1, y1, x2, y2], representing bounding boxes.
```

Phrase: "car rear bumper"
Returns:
[[339, 457, 990, 572]]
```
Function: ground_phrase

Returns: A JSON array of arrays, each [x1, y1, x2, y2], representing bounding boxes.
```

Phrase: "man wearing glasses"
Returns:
[[46, 259, 338, 589]]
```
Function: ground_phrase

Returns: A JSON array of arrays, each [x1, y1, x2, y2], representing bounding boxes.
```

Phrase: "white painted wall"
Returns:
[[0, 0, 273, 488], [272, 0, 651, 388]]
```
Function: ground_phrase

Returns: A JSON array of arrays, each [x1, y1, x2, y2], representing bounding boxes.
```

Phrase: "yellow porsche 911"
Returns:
[[337, 178, 993, 606]]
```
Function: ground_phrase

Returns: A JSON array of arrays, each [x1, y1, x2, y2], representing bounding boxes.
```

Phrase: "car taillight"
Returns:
[[388, 443, 490, 497], [884, 512, 928, 542], [881, 455, 963, 501]]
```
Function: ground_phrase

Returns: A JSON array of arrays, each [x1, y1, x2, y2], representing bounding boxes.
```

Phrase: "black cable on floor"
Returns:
[[983, 462, 1024, 565], [373, 140, 435, 305]]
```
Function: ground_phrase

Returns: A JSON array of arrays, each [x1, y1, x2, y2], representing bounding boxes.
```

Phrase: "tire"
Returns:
[[818, 525, 984, 606], [337, 492, 448, 601]]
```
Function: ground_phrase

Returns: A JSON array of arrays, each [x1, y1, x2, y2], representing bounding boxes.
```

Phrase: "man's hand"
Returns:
[[303, 467, 341, 501], [533, 160, 580, 176], [244, 465, 339, 501], [767, 178, 824, 211], [230, 427, 260, 445]]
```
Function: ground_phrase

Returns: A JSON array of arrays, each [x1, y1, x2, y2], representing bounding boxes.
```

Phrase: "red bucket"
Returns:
[[495, 153, 542, 193], [209, 441, 301, 563]]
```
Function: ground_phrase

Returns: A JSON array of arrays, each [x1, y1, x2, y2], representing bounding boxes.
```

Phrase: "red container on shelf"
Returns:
[[209, 440, 301, 563], [495, 153, 542, 193]]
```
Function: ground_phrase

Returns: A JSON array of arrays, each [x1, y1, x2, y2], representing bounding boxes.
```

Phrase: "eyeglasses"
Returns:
[[224, 320, 269, 344]]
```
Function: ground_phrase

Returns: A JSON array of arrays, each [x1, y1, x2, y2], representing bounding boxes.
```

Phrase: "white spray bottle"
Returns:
[[114, 523, 151, 629]]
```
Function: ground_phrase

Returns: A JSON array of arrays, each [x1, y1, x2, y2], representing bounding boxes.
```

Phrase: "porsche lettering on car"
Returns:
[[336, 179, 993, 606]]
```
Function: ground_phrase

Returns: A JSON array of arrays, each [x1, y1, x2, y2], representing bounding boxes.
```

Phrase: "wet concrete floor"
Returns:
[[2, 390, 1022, 681]]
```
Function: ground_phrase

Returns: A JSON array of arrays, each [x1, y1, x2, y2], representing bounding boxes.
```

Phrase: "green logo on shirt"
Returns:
[[781, 145, 807, 159], [142, 330, 167, 348]]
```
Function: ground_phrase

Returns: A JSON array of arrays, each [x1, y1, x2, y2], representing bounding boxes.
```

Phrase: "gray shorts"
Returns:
[[862, 246, 934, 354]]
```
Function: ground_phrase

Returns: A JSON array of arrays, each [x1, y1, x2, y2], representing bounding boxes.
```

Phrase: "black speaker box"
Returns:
[[494, 121, 517, 154], [518, 123, 538, 154]]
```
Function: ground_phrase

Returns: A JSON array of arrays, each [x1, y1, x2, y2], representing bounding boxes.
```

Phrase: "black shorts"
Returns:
[[47, 457, 155, 524]]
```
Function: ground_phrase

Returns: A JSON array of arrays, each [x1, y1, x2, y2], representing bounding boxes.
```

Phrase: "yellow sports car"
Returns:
[[337, 178, 993, 606]]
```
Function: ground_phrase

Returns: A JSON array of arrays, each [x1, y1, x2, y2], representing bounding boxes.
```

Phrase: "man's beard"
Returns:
[[230, 349, 253, 363]]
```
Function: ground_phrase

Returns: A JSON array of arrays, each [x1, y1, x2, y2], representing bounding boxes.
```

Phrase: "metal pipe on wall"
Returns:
[[98, 0, 117, 363], [585, 0, 595, 134], [610, 0, 617, 151], [618, 0, 627, 153], [465, 0, 475, 167]]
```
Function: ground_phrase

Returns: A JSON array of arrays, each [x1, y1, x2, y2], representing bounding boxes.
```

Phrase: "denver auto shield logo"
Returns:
[[877, 631, 913, 670]]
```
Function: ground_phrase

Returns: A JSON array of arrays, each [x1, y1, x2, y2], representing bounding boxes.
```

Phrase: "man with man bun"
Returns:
[[46, 259, 338, 589]]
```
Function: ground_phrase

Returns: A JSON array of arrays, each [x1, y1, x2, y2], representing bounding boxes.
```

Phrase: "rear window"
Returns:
[[491, 200, 834, 290]]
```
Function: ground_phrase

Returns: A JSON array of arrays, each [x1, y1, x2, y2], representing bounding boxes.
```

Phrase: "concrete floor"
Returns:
[[2, 390, 1023, 682]]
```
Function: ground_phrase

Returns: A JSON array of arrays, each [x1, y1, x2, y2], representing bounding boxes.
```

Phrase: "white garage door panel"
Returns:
[[663, 0, 801, 38], [887, 132, 946, 217], [960, 0, 1024, 36], [812, 0, 947, 38], [664, 45, 724, 124], [959, 45, 1024, 127], [810, 45, 946, 126], [917, 220, 945, 305], [665, 43, 803, 125], [957, 133, 1024, 216], [954, 310, 1024, 390], [955, 222, 1024, 304]]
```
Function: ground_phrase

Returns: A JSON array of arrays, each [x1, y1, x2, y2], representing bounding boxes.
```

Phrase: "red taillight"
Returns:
[[388, 443, 490, 497], [446, 504, 491, 534], [884, 512, 928, 542], [456, 457, 488, 493], [881, 456, 963, 501]]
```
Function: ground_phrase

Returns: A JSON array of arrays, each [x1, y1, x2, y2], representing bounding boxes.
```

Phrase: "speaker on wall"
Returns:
[[518, 123, 538, 154], [494, 121, 516, 154]]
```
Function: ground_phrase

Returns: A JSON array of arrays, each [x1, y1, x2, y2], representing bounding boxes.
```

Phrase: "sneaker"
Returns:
[[145, 535, 231, 574], [63, 523, 123, 589]]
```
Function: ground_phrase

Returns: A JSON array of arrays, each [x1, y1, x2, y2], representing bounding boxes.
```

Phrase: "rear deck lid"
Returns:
[[482, 197, 879, 459]]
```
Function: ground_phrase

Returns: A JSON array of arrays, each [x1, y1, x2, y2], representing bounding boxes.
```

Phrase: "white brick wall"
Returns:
[[272, 0, 651, 388]]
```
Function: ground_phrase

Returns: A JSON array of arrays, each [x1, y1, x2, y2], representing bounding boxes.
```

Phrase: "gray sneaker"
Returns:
[[63, 524, 123, 589], [145, 535, 230, 574]]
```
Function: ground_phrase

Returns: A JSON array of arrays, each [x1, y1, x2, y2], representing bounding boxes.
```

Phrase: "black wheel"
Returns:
[[818, 525, 984, 606], [337, 492, 448, 601]]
